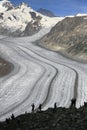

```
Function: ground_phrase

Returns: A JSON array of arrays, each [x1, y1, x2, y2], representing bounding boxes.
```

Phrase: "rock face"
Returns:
[[0, 25, 22, 36], [39, 16, 87, 57], [23, 14, 42, 36], [37, 8, 55, 17], [23, 21, 41, 36]]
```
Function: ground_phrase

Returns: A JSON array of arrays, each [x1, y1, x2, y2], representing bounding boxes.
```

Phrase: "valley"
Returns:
[[0, 0, 87, 124], [0, 28, 87, 121]]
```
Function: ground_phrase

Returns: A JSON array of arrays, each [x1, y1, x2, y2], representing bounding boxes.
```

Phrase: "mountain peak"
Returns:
[[19, 2, 28, 7], [0, 0, 13, 12], [0, 0, 11, 5]]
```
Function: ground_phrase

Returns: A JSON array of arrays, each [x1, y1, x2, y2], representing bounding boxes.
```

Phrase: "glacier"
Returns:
[[0, 28, 87, 121]]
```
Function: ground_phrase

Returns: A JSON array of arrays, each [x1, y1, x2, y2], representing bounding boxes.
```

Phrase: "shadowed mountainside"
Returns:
[[38, 16, 87, 59]]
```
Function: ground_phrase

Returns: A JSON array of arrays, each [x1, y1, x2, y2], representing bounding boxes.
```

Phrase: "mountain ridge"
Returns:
[[38, 16, 87, 59], [0, 0, 63, 36]]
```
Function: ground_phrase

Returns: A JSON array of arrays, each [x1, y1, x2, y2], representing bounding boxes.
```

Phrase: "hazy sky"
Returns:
[[10, 0, 87, 16]]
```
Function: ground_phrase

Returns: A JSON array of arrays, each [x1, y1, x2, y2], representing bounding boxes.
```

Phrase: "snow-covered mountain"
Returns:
[[0, 0, 13, 13], [0, 0, 64, 36]]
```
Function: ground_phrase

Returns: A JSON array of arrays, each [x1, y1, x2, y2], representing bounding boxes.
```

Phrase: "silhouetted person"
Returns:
[[38, 104, 42, 111], [31, 103, 35, 112], [11, 114, 15, 120], [84, 102, 87, 107], [70, 98, 76, 108], [54, 102, 57, 109], [25, 111, 27, 114]]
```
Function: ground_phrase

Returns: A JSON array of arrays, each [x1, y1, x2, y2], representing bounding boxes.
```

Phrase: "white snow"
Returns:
[[76, 13, 87, 16], [0, 0, 13, 13]]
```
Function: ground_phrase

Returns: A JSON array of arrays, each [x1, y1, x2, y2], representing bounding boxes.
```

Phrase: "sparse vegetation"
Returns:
[[0, 106, 87, 130]]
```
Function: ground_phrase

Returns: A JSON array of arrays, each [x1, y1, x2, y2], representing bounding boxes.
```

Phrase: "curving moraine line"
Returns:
[[0, 39, 75, 118], [17, 46, 78, 108], [22, 46, 79, 102], [15, 46, 59, 109], [17, 47, 59, 110], [0, 42, 58, 118], [27, 44, 87, 107], [1, 34, 80, 105], [3, 40, 78, 108]]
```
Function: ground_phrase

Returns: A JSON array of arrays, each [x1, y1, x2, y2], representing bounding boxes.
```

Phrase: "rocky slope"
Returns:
[[0, 106, 87, 130], [0, 58, 13, 77], [0, 0, 63, 37], [38, 16, 87, 59], [37, 8, 55, 17]]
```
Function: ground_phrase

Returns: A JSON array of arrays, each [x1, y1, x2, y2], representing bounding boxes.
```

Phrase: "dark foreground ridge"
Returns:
[[0, 105, 87, 130]]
